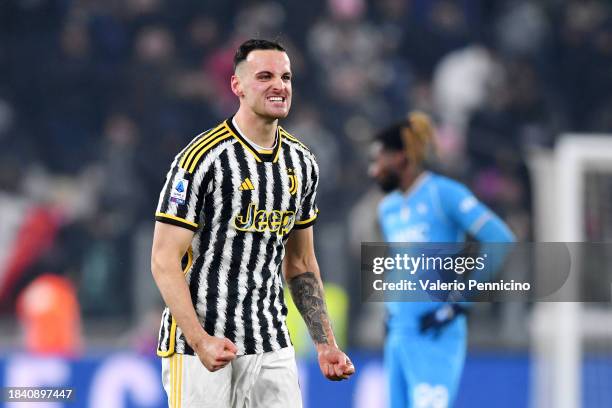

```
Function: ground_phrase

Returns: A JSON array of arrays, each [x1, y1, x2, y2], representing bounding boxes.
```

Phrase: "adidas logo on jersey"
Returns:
[[238, 178, 255, 191]]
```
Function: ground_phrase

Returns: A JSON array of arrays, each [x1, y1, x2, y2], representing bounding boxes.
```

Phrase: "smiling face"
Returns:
[[231, 50, 292, 120]]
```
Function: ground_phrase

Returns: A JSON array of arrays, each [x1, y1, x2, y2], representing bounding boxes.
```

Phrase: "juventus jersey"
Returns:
[[155, 118, 319, 356]]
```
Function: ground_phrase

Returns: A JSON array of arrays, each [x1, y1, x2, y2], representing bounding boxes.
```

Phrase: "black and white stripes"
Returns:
[[156, 120, 319, 356]]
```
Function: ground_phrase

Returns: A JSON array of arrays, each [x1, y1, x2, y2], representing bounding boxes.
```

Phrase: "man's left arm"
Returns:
[[419, 180, 517, 335], [283, 226, 355, 381]]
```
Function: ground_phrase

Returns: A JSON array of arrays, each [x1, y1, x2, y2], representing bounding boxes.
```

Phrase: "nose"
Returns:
[[272, 76, 286, 92]]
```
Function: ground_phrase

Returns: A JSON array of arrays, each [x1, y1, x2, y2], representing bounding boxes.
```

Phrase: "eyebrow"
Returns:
[[254, 70, 292, 76]]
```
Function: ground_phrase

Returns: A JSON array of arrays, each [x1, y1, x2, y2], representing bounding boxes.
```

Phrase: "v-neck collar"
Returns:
[[225, 117, 282, 163]]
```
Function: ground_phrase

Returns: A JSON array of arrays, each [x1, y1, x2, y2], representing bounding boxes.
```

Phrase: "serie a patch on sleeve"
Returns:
[[170, 176, 189, 205]]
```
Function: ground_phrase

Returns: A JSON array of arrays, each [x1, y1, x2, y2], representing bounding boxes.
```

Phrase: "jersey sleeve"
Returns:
[[155, 153, 211, 232], [439, 178, 514, 243], [294, 156, 319, 229]]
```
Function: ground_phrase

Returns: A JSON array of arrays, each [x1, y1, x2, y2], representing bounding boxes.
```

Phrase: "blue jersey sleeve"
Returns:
[[438, 178, 516, 300], [438, 178, 515, 243]]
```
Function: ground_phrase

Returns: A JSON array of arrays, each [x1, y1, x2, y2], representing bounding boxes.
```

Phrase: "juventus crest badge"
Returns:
[[287, 169, 298, 196]]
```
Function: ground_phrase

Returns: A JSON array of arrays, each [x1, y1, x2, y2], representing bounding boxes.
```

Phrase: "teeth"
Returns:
[[269, 97, 283, 102]]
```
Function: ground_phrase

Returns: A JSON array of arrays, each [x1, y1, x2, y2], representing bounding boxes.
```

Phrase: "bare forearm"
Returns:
[[152, 259, 207, 347], [287, 271, 336, 347]]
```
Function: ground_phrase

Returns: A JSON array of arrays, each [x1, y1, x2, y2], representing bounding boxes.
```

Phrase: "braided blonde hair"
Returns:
[[400, 111, 436, 167]]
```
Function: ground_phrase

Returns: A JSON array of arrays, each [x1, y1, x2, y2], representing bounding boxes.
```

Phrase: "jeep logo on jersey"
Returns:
[[233, 203, 295, 236]]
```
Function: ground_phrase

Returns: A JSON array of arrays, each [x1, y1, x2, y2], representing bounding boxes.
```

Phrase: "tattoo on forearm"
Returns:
[[288, 272, 330, 344]]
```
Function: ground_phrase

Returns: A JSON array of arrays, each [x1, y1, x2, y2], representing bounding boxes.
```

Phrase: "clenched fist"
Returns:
[[316, 344, 355, 381], [193, 334, 238, 372]]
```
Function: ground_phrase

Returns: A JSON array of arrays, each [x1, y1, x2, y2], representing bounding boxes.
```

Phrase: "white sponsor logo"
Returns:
[[459, 196, 477, 213], [389, 224, 429, 242]]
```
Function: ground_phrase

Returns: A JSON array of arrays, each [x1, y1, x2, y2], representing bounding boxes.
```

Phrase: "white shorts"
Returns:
[[161, 346, 302, 408]]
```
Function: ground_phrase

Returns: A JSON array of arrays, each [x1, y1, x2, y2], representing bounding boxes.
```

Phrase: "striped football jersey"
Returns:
[[155, 118, 319, 356]]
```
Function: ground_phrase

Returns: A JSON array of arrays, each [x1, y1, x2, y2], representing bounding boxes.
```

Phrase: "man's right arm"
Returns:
[[151, 222, 237, 371]]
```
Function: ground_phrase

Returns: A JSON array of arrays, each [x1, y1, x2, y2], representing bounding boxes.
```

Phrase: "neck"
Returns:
[[233, 107, 278, 148], [399, 166, 423, 192]]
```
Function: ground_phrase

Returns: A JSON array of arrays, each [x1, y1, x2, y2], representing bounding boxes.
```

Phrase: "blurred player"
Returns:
[[369, 111, 515, 408], [151, 39, 354, 408]]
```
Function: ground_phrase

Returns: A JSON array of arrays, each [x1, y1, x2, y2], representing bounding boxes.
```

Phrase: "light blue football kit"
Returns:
[[378, 171, 515, 408]]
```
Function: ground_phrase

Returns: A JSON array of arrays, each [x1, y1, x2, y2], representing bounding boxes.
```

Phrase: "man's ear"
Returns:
[[231, 74, 243, 98]]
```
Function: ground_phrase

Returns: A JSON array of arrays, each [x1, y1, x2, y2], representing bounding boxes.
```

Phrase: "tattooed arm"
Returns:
[[287, 272, 331, 344], [284, 227, 355, 381]]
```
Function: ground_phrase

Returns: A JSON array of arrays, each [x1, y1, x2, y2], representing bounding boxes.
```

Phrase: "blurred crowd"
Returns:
[[1, 0, 612, 347]]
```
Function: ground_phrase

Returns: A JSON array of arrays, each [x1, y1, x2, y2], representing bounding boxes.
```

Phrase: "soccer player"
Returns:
[[151, 39, 354, 407], [369, 111, 515, 408]]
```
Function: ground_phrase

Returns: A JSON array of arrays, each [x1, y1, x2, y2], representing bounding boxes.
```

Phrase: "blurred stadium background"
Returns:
[[1, 0, 612, 407]]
